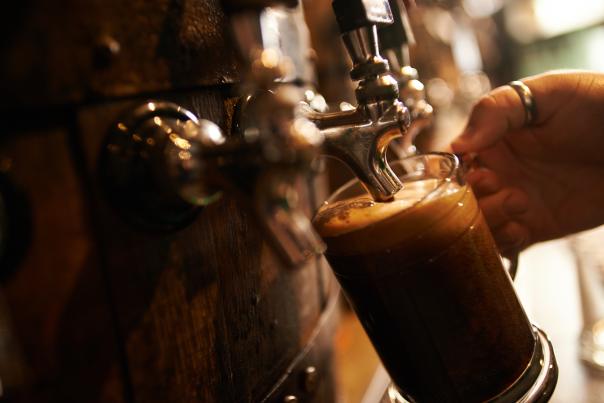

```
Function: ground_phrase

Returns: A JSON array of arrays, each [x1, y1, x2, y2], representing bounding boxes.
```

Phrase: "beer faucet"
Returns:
[[101, 0, 413, 264], [299, 0, 411, 202], [378, 0, 433, 156], [218, 0, 327, 266], [101, 0, 326, 268]]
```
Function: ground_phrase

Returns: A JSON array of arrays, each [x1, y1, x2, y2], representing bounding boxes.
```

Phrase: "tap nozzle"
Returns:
[[297, 0, 410, 201]]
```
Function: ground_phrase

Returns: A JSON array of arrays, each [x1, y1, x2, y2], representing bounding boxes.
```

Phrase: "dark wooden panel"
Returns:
[[0, 1, 340, 401], [77, 90, 336, 402], [0, 90, 338, 403], [0, 130, 125, 402], [0, 0, 240, 107]]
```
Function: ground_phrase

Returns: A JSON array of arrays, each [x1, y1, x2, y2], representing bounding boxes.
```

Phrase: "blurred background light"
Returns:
[[534, 0, 604, 37], [463, 0, 504, 18]]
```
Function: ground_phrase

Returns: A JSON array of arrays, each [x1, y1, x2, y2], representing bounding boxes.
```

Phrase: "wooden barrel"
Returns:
[[0, 1, 339, 402]]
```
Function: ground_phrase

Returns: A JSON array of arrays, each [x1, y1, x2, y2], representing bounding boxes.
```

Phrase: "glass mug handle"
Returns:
[[457, 153, 520, 281]]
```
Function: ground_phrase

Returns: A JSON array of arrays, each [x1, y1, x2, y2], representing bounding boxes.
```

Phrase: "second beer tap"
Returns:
[[300, 0, 411, 202]]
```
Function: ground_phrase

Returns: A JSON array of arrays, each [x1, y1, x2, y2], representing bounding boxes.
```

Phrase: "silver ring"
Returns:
[[508, 80, 537, 126]]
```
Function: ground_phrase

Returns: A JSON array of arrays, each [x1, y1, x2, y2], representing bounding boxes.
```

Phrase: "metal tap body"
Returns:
[[218, 1, 327, 266], [100, 1, 328, 267], [100, 0, 414, 265], [234, 0, 414, 204], [379, 0, 433, 156], [300, 17, 411, 201], [301, 94, 409, 202]]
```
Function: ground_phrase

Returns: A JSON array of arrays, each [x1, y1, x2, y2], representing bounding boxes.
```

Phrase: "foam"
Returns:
[[314, 179, 476, 255], [315, 179, 443, 237]]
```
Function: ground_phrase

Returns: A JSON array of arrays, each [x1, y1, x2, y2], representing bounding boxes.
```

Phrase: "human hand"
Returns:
[[452, 71, 604, 256]]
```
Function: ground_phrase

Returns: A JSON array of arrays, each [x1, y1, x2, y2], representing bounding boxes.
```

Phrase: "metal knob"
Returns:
[[398, 67, 432, 121], [101, 101, 325, 266], [100, 102, 225, 230]]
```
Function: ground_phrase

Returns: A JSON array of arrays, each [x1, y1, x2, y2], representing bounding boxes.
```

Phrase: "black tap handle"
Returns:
[[331, 0, 394, 34], [378, 0, 415, 50], [221, 0, 298, 14]]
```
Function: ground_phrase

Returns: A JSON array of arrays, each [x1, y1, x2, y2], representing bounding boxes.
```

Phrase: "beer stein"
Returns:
[[314, 152, 558, 402]]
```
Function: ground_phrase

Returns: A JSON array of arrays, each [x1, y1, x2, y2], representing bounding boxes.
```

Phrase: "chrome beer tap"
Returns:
[[101, 0, 412, 264], [100, 0, 326, 267], [218, 0, 327, 265], [222, 0, 324, 266], [378, 0, 433, 156], [300, 0, 411, 202]]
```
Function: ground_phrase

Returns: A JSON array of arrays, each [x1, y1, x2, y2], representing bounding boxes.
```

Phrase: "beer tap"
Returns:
[[216, 0, 327, 266], [101, 0, 326, 267], [378, 0, 433, 156], [299, 0, 411, 202], [101, 0, 412, 264]]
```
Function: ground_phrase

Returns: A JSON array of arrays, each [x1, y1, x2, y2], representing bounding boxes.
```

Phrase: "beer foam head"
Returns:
[[314, 179, 476, 255], [314, 179, 441, 238]]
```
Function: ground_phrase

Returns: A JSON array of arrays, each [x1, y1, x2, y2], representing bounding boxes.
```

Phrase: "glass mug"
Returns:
[[313, 153, 542, 402]]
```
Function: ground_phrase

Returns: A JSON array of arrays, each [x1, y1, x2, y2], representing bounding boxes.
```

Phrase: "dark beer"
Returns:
[[314, 178, 536, 402]]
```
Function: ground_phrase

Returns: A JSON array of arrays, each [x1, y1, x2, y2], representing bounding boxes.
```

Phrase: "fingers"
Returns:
[[473, 184, 532, 254], [452, 85, 528, 153], [494, 221, 530, 257], [453, 71, 604, 155], [477, 187, 529, 229], [466, 168, 501, 198]]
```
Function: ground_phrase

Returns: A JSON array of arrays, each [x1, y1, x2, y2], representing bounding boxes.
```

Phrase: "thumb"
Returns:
[[452, 84, 528, 153]]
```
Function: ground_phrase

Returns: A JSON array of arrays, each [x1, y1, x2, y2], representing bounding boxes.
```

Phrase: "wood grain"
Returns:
[[0, 130, 125, 402]]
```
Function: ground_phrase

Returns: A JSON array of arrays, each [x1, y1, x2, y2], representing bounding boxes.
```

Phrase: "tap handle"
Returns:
[[331, 0, 393, 34], [378, 0, 415, 50], [220, 0, 298, 14], [220, 0, 300, 84]]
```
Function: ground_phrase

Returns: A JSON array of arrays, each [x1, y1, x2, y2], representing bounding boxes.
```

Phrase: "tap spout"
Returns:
[[308, 0, 412, 201], [300, 98, 410, 202]]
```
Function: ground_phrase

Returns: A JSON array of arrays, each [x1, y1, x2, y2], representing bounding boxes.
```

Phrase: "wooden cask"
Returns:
[[0, 1, 339, 402]]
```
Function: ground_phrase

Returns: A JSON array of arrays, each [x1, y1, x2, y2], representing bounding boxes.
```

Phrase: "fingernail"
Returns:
[[503, 192, 529, 215]]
